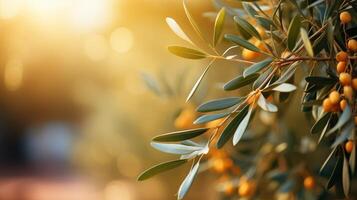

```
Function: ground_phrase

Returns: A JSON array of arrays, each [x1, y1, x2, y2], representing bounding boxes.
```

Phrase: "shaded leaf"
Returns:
[[350, 141, 356, 175], [137, 159, 188, 181], [287, 15, 301, 50], [194, 112, 229, 124], [152, 128, 209, 142], [305, 76, 337, 85], [217, 105, 249, 148], [243, 58, 273, 77], [177, 161, 200, 200], [197, 97, 242, 112], [342, 153, 350, 197], [168, 46, 207, 59], [320, 147, 337, 175], [213, 7, 226, 46], [311, 112, 331, 134], [234, 16, 261, 40], [224, 73, 259, 91], [233, 107, 253, 145], [224, 34, 261, 52], [327, 105, 352, 135]]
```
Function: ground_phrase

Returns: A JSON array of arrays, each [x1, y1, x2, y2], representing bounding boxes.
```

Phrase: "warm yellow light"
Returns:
[[4, 59, 23, 91], [83, 34, 108, 61], [110, 27, 134, 54], [0, 0, 22, 19], [71, 0, 111, 32], [104, 181, 134, 200]]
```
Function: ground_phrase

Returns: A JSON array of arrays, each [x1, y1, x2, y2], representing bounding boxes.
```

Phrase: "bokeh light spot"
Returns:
[[83, 34, 108, 61], [110, 27, 134, 54]]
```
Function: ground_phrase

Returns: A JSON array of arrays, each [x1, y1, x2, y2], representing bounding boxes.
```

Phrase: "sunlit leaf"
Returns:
[[152, 128, 209, 142], [300, 28, 314, 57], [166, 17, 193, 45], [243, 58, 272, 77], [233, 107, 252, 145], [137, 159, 188, 181], [168, 46, 207, 59], [272, 83, 297, 92], [196, 97, 242, 112], [257, 94, 278, 112], [151, 142, 203, 155], [177, 161, 200, 200], [287, 15, 301, 50], [213, 7, 226, 46]]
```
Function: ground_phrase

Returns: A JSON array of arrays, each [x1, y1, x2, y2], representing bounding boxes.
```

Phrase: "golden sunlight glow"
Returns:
[[110, 27, 134, 54], [71, 0, 112, 32], [104, 181, 134, 200], [0, 0, 22, 19], [84, 34, 108, 61], [4, 59, 23, 91]]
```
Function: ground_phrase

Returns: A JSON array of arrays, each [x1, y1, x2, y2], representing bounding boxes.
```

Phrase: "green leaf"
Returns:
[[272, 83, 297, 92], [233, 16, 261, 40], [305, 76, 337, 85], [327, 154, 342, 189], [300, 28, 314, 57], [243, 58, 272, 77], [224, 34, 261, 52], [320, 147, 337, 175], [311, 112, 331, 134], [213, 7, 226, 47], [196, 97, 242, 112], [331, 122, 354, 147], [217, 105, 249, 148], [233, 107, 252, 145], [223, 73, 259, 91], [342, 153, 350, 197], [257, 94, 278, 112], [194, 113, 229, 124], [152, 128, 209, 142], [177, 161, 200, 200], [327, 105, 352, 135], [287, 15, 301, 51], [168, 46, 207, 59], [151, 142, 203, 155], [137, 159, 188, 181]]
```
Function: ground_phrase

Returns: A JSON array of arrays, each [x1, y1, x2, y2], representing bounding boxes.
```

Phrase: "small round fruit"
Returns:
[[340, 99, 347, 110], [329, 91, 340, 104], [238, 182, 253, 197], [213, 158, 225, 173], [348, 39, 357, 52], [340, 11, 352, 24], [336, 62, 346, 73], [352, 78, 357, 90], [345, 140, 354, 153], [323, 98, 333, 112], [339, 73, 352, 86], [242, 48, 260, 60], [343, 86, 353, 101], [304, 176, 315, 190], [224, 183, 234, 196], [331, 104, 340, 112], [336, 51, 348, 62]]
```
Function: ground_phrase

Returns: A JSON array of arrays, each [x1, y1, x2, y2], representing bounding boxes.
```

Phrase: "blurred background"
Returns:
[[0, 0, 237, 199]]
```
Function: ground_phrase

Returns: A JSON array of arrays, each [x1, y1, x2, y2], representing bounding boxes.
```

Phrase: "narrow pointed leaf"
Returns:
[[194, 113, 229, 124], [327, 105, 352, 135], [287, 15, 301, 50], [224, 34, 261, 52], [350, 141, 356, 175], [311, 112, 331, 134], [151, 142, 203, 155], [137, 159, 188, 181], [166, 17, 193, 45], [177, 161, 200, 200], [342, 154, 350, 197], [196, 97, 242, 112], [300, 28, 314, 57], [234, 16, 261, 40], [168, 46, 207, 59], [320, 147, 337, 175], [257, 94, 278, 112], [243, 58, 272, 77], [217, 105, 249, 148], [152, 128, 209, 142], [213, 7, 226, 46], [272, 83, 297, 92], [233, 107, 252, 145], [224, 73, 259, 91]]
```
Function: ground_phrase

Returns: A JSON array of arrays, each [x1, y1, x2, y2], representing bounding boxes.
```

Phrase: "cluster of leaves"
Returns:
[[138, 0, 357, 199]]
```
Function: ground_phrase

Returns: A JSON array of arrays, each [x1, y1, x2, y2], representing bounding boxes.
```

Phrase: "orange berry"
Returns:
[[238, 181, 253, 197], [336, 62, 346, 73], [347, 39, 357, 52], [331, 104, 340, 112], [352, 78, 357, 90], [254, 40, 268, 52], [343, 86, 353, 101], [339, 72, 352, 86], [242, 48, 260, 60], [336, 51, 348, 62], [174, 107, 197, 129], [340, 11, 352, 24], [256, 27, 266, 38], [345, 140, 354, 153], [329, 91, 340, 104], [224, 183, 234, 195], [213, 158, 225, 173], [340, 99, 348, 110], [322, 98, 332, 112], [304, 176, 315, 190]]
